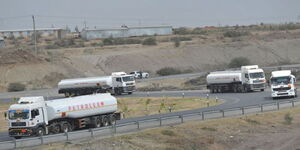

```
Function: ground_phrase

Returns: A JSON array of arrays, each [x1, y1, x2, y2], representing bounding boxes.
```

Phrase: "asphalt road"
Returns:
[[0, 89, 298, 142]]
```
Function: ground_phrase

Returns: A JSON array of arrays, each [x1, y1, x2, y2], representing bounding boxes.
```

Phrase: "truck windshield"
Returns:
[[271, 76, 291, 85], [249, 72, 264, 78], [122, 76, 135, 82], [8, 110, 29, 120]]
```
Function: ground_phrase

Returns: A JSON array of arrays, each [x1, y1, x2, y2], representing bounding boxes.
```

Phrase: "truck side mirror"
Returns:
[[245, 74, 249, 79]]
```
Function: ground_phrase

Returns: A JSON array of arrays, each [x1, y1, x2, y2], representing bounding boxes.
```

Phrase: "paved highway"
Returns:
[[0, 89, 298, 142]]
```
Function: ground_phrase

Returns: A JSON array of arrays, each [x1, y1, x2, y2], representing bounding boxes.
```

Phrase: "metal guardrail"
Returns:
[[1, 99, 300, 150]]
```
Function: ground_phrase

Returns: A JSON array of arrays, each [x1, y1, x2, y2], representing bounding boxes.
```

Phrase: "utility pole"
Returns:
[[32, 15, 37, 54]]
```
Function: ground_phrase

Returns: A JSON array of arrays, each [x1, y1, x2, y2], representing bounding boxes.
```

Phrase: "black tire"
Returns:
[[109, 114, 116, 126], [51, 123, 61, 134], [93, 117, 101, 128], [260, 89, 264, 92], [128, 92, 132, 95], [102, 116, 109, 127], [61, 121, 72, 133], [36, 127, 45, 136], [14, 137, 21, 139]]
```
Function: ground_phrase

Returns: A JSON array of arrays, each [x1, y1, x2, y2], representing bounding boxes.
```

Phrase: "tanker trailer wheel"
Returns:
[[36, 127, 45, 136], [93, 117, 101, 128], [102, 116, 110, 127], [61, 121, 72, 133], [109, 114, 116, 126]]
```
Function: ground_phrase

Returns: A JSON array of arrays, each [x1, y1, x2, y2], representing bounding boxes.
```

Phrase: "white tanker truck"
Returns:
[[206, 65, 266, 93], [58, 72, 136, 96], [5, 93, 121, 139]]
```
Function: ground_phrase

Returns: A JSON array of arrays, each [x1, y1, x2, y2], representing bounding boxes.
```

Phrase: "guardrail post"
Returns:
[[159, 117, 162, 126], [206, 94, 209, 99], [40, 136, 44, 144], [215, 96, 218, 103], [89, 128, 94, 138], [147, 92, 149, 97], [136, 121, 140, 130], [14, 138, 17, 149], [180, 115, 184, 123], [292, 100, 295, 107], [207, 102, 210, 107], [202, 112, 204, 120], [65, 132, 69, 141], [221, 110, 225, 117], [277, 102, 280, 110], [261, 105, 263, 112], [241, 107, 244, 115], [182, 93, 185, 98]]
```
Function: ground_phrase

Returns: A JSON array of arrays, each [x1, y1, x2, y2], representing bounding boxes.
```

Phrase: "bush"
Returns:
[[170, 37, 192, 42], [161, 129, 175, 136], [174, 39, 180, 47], [156, 67, 182, 76], [103, 38, 114, 45], [223, 30, 250, 38], [8, 82, 26, 92], [284, 113, 293, 125], [173, 27, 190, 35], [228, 57, 251, 68], [142, 37, 157, 45]]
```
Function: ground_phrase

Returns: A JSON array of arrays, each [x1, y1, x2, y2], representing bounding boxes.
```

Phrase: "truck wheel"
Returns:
[[14, 137, 21, 139], [61, 121, 72, 133], [109, 115, 116, 126], [51, 123, 61, 134], [260, 89, 264, 92], [93, 117, 101, 128], [128, 92, 132, 95], [102, 116, 109, 127], [36, 127, 45, 136]]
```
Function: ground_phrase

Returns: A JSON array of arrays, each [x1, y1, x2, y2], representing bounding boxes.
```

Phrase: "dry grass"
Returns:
[[27, 106, 300, 150], [117, 97, 219, 118]]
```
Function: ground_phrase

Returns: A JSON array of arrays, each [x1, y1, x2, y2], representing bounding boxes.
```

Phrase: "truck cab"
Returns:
[[7, 97, 48, 138], [111, 72, 136, 95], [241, 65, 266, 91], [270, 70, 297, 99]]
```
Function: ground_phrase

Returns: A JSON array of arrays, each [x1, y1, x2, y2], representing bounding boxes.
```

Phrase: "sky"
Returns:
[[0, 0, 300, 31]]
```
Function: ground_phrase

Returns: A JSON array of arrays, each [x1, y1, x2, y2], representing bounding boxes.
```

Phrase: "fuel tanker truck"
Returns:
[[5, 93, 121, 139], [58, 72, 135, 96], [206, 65, 266, 93]]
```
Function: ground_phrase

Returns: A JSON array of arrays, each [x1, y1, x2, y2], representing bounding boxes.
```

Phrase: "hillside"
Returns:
[[1, 28, 300, 91]]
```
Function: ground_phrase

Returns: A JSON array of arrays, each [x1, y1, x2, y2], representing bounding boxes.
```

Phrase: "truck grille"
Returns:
[[252, 83, 265, 89], [11, 122, 26, 127], [273, 87, 291, 92]]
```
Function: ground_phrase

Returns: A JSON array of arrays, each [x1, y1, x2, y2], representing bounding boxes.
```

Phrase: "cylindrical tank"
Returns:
[[58, 76, 113, 89], [46, 93, 117, 121], [206, 71, 242, 85]]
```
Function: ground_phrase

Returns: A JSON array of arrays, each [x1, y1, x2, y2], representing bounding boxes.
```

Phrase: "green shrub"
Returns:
[[142, 37, 157, 45], [191, 28, 208, 35], [174, 39, 180, 47], [125, 39, 142, 44], [156, 67, 182, 76], [161, 129, 175, 136], [284, 113, 293, 125], [8, 82, 26, 92], [228, 57, 251, 68], [223, 30, 250, 37], [103, 38, 114, 45]]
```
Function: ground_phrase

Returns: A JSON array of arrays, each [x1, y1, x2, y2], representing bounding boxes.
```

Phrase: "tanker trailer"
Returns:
[[58, 72, 136, 96], [5, 93, 121, 138], [206, 65, 266, 93]]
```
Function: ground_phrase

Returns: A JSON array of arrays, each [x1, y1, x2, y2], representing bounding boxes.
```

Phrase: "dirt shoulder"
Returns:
[[30, 106, 300, 150]]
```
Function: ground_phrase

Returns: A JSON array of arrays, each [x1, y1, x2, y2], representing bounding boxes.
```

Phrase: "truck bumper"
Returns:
[[250, 83, 265, 90], [123, 86, 136, 93], [272, 90, 296, 98], [9, 128, 34, 137]]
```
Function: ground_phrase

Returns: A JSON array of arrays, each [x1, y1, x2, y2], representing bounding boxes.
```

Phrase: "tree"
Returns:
[[228, 57, 251, 68]]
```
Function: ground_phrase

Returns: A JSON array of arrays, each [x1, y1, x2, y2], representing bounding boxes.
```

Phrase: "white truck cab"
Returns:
[[270, 70, 297, 98], [7, 97, 48, 138], [241, 65, 266, 91]]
